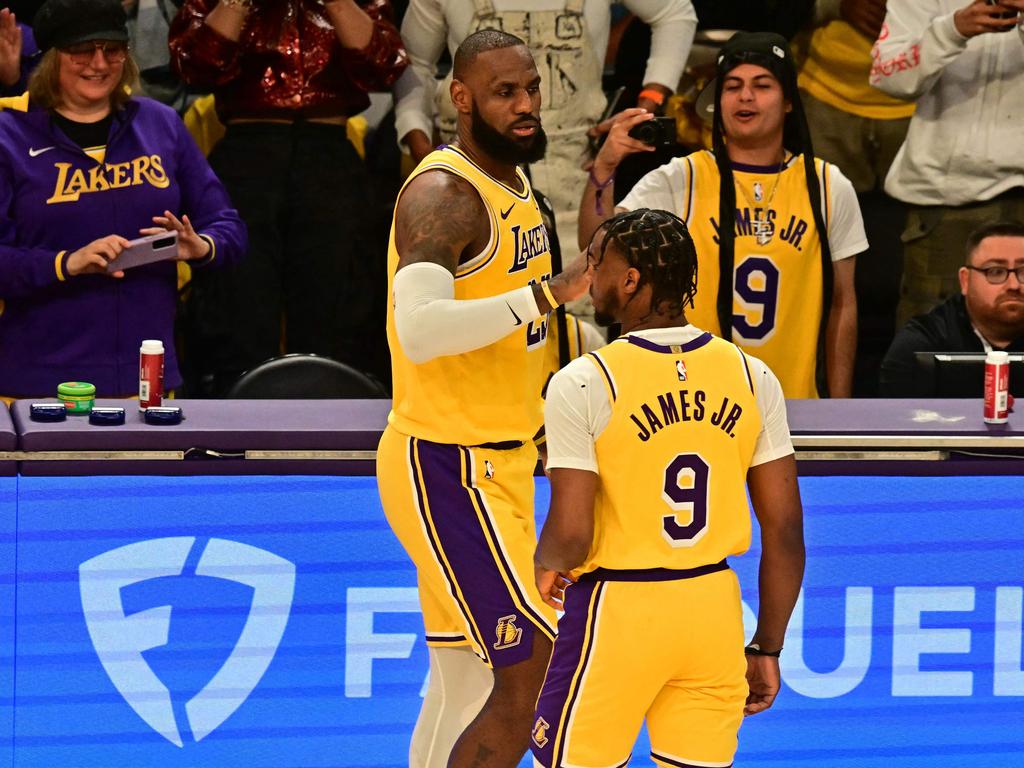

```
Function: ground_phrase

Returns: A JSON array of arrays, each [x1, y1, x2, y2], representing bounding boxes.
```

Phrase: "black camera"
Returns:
[[627, 117, 678, 148]]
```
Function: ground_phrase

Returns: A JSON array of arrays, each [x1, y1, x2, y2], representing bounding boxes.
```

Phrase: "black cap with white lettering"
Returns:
[[32, 0, 129, 53]]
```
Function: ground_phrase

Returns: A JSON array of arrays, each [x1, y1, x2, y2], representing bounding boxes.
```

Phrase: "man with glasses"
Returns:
[[879, 222, 1024, 395]]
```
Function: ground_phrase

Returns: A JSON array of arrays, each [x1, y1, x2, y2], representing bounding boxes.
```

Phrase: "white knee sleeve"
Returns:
[[409, 645, 494, 768]]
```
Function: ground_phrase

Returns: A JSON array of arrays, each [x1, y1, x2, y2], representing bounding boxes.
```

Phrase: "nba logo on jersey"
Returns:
[[753, 181, 764, 202], [532, 717, 551, 748], [676, 359, 688, 381], [493, 614, 523, 650]]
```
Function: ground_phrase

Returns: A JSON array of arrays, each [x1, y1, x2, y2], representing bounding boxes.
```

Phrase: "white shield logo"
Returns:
[[79, 537, 296, 746]]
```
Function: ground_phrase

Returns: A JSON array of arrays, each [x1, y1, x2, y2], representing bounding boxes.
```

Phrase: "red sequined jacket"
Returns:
[[169, 0, 408, 121]]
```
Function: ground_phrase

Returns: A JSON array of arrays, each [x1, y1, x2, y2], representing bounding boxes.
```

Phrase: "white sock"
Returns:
[[409, 645, 494, 768]]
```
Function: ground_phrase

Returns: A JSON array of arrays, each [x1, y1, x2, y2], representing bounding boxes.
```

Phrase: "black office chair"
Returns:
[[226, 354, 388, 399]]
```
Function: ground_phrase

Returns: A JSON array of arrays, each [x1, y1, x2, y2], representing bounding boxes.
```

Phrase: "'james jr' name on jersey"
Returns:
[[629, 387, 746, 442]]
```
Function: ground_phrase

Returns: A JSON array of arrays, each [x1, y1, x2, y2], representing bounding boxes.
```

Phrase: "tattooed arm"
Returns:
[[391, 170, 590, 363], [394, 169, 488, 273]]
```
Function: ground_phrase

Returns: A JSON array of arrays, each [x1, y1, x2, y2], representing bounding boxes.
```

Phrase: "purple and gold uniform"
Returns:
[[533, 327, 792, 767], [378, 145, 556, 667]]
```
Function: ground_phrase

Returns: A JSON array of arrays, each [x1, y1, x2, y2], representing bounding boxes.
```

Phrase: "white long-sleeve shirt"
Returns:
[[393, 0, 697, 146], [870, 2, 1024, 206]]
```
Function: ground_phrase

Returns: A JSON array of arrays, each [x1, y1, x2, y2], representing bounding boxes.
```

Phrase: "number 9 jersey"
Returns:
[[544, 327, 794, 575], [619, 150, 866, 399]]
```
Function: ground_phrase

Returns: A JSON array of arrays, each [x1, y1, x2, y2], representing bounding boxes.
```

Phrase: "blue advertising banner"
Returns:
[[0, 477, 14, 758], [9, 474, 1024, 767]]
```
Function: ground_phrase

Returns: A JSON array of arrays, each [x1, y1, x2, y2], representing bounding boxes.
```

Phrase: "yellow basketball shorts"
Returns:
[[531, 565, 747, 768], [376, 425, 556, 667]]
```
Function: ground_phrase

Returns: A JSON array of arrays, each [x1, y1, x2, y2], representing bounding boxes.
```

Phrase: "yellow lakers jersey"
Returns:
[[579, 332, 761, 574], [387, 146, 553, 445], [682, 150, 830, 399]]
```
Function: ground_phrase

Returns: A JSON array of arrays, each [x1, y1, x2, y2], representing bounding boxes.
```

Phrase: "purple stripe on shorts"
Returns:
[[651, 750, 732, 768], [459, 446, 555, 641], [424, 634, 467, 644], [415, 438, 537, 668], [410, 438, 491, 664], [531, 581, 605, 768]]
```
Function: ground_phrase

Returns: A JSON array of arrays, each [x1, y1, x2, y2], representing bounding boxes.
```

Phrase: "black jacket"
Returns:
[[879, 294, 1024, 397]]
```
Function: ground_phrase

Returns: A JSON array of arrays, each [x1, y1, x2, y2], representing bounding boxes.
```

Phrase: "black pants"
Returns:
[[182, 122, 384, 396]]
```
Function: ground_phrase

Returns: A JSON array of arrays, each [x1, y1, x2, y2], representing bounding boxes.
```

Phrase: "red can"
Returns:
[[983, 350, 1010, 424], [139, 339, 165, 411]]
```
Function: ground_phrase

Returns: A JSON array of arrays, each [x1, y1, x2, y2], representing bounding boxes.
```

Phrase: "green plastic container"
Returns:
[[57, 381, 96, 414]]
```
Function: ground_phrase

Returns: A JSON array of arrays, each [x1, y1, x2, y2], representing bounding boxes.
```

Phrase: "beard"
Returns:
[[470, 102, 547, 165], [593, 307, 617, 327]]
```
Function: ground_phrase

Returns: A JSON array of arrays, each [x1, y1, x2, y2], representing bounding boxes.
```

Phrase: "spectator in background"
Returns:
[[880, 222, 1024, 396], [393, 0, 697, 269], [581, 32, 866, 399], [0, 6, 40, 96], [123, 0, 190, 110], [0, 0, 245, 398], [800, 0, 913, 396], [169, 0, 408, 396], [871, 0, 1024, 329]]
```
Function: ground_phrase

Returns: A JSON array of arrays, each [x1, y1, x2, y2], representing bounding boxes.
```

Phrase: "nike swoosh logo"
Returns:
[[506, 302, 523, 326], [28, 146, 55, 157], [500, 204, 515, 220]]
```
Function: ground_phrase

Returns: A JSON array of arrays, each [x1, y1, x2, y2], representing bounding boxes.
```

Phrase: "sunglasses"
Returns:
[[60, 40, 129, 66]]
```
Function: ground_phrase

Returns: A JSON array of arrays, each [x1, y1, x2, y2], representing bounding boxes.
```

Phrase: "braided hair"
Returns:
[[593, 209, 699, 316], [710, 33, 834, 395]]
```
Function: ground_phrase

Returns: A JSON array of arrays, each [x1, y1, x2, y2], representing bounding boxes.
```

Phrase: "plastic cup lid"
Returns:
[[57, 381, 97, 396]]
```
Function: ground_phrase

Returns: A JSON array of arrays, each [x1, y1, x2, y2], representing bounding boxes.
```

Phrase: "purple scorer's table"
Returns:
[[4, 398, 1024, 476]]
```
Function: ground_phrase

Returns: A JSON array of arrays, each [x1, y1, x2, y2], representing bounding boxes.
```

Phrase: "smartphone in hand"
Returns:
[[105, 231, 179, 273]]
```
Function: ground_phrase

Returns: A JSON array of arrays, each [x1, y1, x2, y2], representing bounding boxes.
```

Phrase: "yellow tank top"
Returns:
[[580, 332, 761, 574], [387, 146, 552, 445], [682, 150, 828, 399], [799, 21, 915, 120]]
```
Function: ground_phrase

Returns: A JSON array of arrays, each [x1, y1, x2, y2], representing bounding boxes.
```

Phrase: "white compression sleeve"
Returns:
[[393, 262, 543, 364], [409, 646, 493, 768]]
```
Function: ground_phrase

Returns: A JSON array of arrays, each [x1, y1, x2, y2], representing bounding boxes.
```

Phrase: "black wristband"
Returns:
[[745, 643, 782, 657]]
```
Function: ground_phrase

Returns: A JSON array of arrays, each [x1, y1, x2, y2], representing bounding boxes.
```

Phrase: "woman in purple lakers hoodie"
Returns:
[[0, 0, 246, 397]]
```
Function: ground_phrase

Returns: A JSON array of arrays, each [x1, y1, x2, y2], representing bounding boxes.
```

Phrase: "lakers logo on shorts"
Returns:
[[532, 716, 550, 748], [493, 614, 523, 650]]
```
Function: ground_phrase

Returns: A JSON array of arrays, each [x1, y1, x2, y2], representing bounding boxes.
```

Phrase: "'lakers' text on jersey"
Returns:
[[386, 146, 553, 445], [581, 332, 762, 574]]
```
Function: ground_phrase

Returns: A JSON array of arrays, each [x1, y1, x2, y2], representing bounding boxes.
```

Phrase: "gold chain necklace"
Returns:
[[735, 156, 786, 246]]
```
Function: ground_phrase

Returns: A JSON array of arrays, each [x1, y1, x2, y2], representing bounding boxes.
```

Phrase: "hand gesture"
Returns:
[[547, 249, 592, 307], [744, 655, 781, 716], [534, 564, 576, 611], [139, 210, 211, 261], [590, 108, 657, 177], [0, 8, 23, 89], [840, 0, 887, 39], [954, 0, 1020, 37], [66, 234, 132, 278]]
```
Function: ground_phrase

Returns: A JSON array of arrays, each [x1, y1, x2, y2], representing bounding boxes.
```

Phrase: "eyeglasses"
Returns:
[[60, 41, 129, 66], [967, 265, 1024, 284]]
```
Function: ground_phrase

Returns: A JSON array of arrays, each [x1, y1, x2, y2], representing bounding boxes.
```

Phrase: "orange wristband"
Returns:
[[638, 88, 667, 106]]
